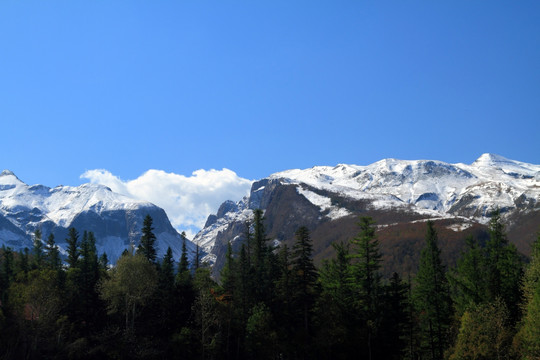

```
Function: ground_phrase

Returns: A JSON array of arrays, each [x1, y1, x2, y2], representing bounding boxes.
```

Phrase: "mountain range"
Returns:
[[193, 153, 540, 275], [2, 154, 539, 273], [0, 170, 194, 262]]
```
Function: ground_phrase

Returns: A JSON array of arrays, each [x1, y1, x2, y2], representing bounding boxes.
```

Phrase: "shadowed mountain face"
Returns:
[[0, 170, 194, 263], [194, 154, 540, 276]]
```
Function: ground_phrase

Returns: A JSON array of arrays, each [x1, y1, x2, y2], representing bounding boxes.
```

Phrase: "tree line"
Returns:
[[0, 210, 539, 359]]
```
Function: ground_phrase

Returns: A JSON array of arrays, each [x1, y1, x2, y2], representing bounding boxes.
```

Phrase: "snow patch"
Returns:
[[296, 186, 351, 220]]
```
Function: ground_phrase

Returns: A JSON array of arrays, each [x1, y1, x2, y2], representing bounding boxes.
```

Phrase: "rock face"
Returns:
[[0, 171, 194, 262], [194, 154, 540, 276]]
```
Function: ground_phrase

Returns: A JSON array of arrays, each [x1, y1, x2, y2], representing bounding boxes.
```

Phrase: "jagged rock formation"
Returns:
[[194, 154, 540, 275], [0, 170, 194, 262]]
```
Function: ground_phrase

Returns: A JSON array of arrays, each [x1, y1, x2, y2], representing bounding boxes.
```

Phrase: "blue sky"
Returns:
[[1, 2, 539, 234]]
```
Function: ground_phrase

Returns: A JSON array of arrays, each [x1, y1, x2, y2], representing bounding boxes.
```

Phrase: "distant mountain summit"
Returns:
[[0, 171, 194, 262], [194, 154, 540, 275]]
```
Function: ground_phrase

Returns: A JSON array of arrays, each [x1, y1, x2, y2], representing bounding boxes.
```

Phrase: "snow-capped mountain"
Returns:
[[194, 154, 540, 275], [0, 170, 194, 262]]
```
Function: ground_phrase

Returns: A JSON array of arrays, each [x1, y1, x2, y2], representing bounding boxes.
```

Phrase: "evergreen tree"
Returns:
[[290, 226, 319, 359], [0, 246, 14, 302], [485, 209, 522, 321], [448, 235, 487, 315], [413, 221, 452, 360], [380, 273, 410, 360], [522, 231, 540, 306], [349, 217, 383, 360], [99, 252, 109, 270], [66, 227, 80, 268], [32, 229, 44, 269], [515, 231, 540, 359], [15, 247, 30, 280], [179, 232, 190, 271], [221, 241, 236, 296], [137, 214, 157, 263], [156, 247, 176, 337], [317, 241, 355, 358], [250, 209, 276, 304], [45, 233, 61, 271]]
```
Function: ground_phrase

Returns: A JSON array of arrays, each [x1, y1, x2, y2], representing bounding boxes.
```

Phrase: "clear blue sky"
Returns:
[[1, 1, 539, 188]]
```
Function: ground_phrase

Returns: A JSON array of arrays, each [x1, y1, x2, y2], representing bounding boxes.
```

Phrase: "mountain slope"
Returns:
[[194, 154, 540, 275], [0, 170, 194, 262]]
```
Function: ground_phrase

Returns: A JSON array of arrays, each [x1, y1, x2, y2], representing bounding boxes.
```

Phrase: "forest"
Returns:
[[0, 209, 539, 360]]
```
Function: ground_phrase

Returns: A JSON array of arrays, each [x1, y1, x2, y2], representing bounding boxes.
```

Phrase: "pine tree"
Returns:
[[16, 247, 30, 280], [291, 226, 319, 359], [137, 214, 157, 263], [0, 246, 14, 300], [413, 221, 452, 360], [178, 232, 190, 281], [32, 229, 44, 269], [380, 272, 409, 360], [349, 217, 383, 360], [161, 247, 175, 288], [448, 235, 487, 315], [66, 227, 80, 268], [317, 241, 355, 358], [99, 252, 109, 270], [485, 209, 522, 321], [45, 233, 61, 271], [250, 209, 276, 304]]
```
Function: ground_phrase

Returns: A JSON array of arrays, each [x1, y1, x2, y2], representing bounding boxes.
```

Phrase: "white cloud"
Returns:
[[81, 168, 253, 238]]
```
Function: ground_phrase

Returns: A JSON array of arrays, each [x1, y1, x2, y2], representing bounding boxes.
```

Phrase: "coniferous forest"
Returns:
[[0, 210, 539, 360]]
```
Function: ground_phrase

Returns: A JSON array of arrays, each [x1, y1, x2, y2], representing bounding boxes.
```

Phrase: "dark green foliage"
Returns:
[[0, 207, 536, 359], [45, 233, 62, 271], [66, 227, 80, 268], [485, 209, 522, 321], [290, 226, 319, 358], [15, 247, 29, 280], [413, 221, 452, 360], [137, 214, 157, 263], [178, 231, 190, 274], [380, 273, 410, 360], [349, 217, 384, 360], [448, 235, 487, 315], [0, 246, 14, 302], [32, 229, 44, 269], [99, 252, 109, 270]]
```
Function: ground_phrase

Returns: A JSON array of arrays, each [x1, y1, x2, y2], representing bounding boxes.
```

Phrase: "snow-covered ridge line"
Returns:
[[0, 170, 195, 263], [194, 154, 540, 264], [268, 153, 540, 221]]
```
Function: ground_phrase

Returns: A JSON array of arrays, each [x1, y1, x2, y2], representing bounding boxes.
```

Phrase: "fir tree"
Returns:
[[177, 231, 190, 282], [137, 214, 157, 263], [413, 221, 452, 360], [99, 252, 109, 270], [485, 209, 522, 321], [16, 247, 30, 280], [160, 247, 175, 288], [66, 227, 80, 268], [349, 217, 383, 360], [32, 229, 44, 269], [291, 226, 319, 358], [448, 235, 487, 315], [45, 233, 61, 271]]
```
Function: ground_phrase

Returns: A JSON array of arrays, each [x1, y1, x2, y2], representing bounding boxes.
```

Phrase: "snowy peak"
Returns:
[[0, 173, 195, 263], [196, 154, 540, 266], [0, 170, 25, 186], [472, 153, 540, 174]]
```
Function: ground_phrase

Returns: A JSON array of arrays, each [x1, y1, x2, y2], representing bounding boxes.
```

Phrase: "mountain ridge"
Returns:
[[194, 153, 540, 275], [0, 171, 195, 262]]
